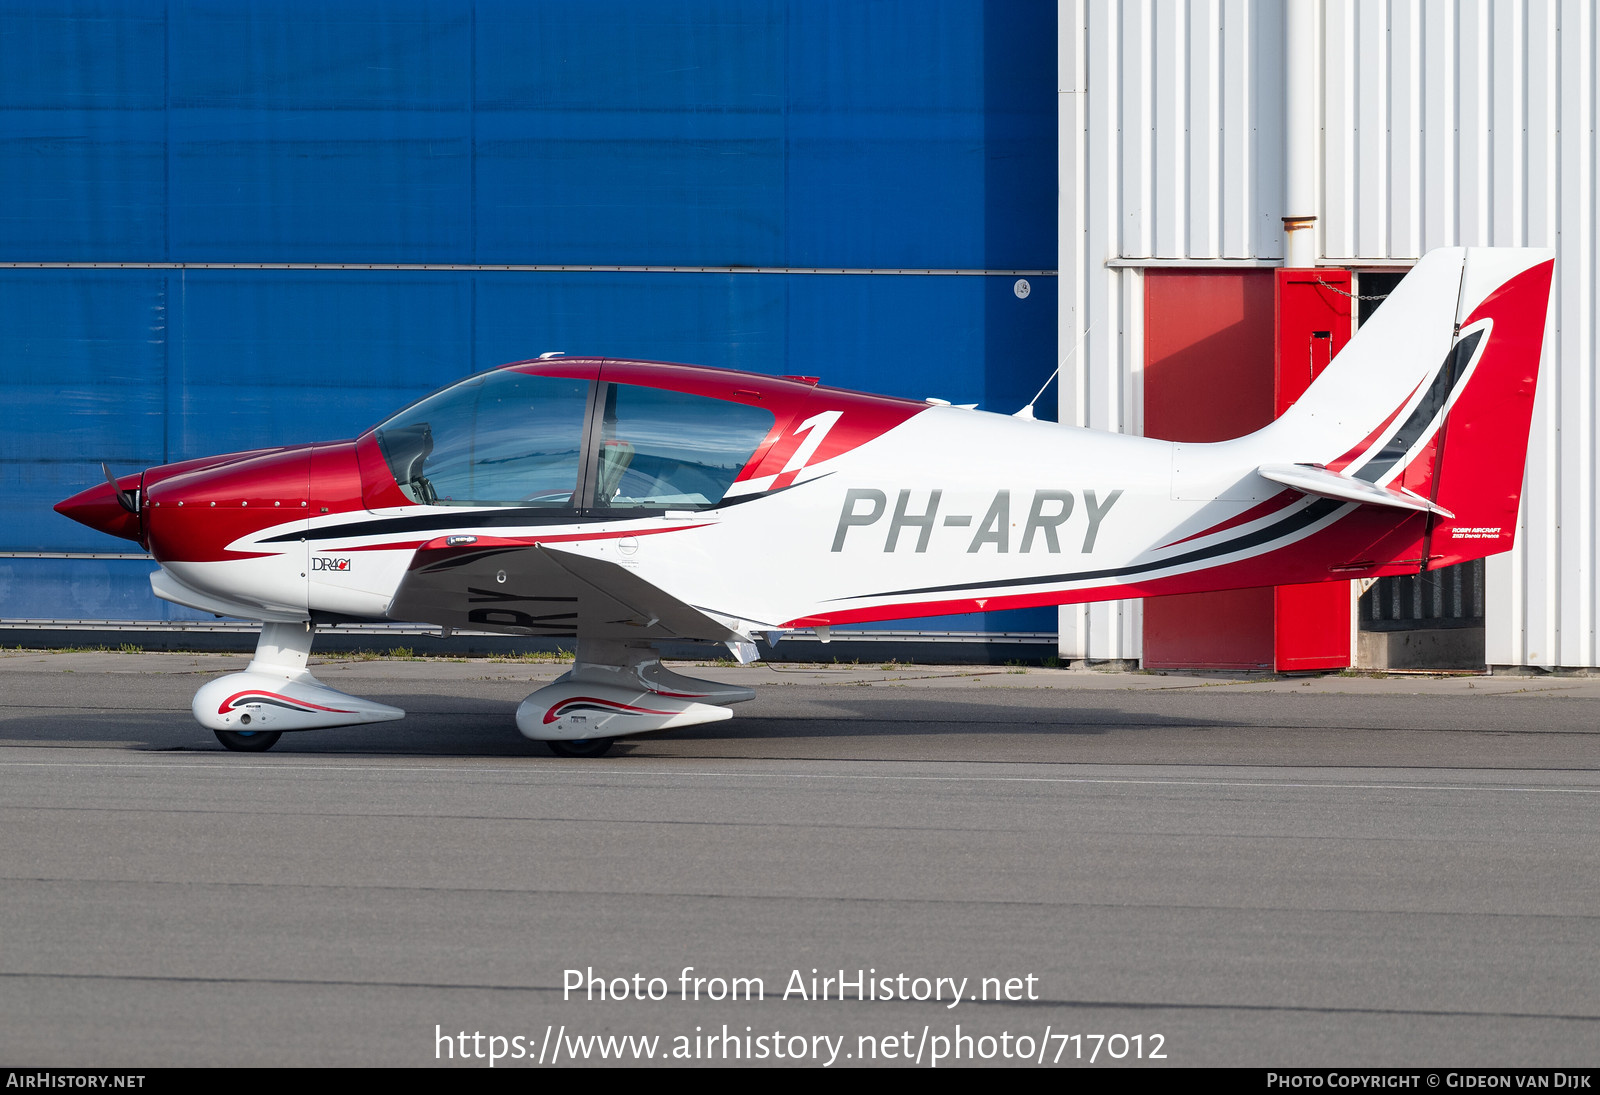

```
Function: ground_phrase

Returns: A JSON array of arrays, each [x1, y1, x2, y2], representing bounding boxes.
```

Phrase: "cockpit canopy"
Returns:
[[373, 367, 775, 511]]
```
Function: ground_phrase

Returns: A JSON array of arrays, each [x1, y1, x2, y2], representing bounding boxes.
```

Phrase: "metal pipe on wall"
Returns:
[[1282, 0, 1317, 267]]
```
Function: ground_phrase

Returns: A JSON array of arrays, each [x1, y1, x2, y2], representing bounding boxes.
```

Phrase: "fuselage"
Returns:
[[58, 355, 1432, 637]]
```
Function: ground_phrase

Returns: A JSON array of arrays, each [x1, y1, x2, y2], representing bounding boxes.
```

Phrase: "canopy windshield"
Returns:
[[590, 383, 774, 509], [372, 367, 776, 512], [374, 371, 590, 507]]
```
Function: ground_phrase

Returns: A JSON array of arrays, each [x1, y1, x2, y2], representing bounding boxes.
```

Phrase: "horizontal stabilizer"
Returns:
[[1257, 463, 1455, 518]]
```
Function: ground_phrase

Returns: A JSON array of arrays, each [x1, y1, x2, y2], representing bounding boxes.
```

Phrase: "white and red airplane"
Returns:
[[57, 247, 1554, 756]]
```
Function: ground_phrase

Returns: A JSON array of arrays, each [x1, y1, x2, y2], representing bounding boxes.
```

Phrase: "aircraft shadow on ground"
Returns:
[[0, 692, 1233, 756]]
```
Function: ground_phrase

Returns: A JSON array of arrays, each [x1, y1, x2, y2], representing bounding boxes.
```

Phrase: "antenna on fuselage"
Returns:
[[1014, 322, 1095, 420]]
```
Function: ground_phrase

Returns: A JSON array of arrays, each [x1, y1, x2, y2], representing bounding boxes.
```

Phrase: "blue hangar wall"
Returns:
[[0, 0, 1058, 635]]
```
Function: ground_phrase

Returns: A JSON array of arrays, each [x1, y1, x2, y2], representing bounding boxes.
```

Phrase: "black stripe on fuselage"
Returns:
[[271, 476, 818, 546], [264, 509, 606, 545], [716, 474, 830, 507]]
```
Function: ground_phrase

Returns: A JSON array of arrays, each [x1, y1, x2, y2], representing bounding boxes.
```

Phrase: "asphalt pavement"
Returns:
[[1, 651, 1596, 1067]]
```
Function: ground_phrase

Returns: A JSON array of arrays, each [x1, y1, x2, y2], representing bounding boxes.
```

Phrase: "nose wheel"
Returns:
[[214, 728, 283, 752]]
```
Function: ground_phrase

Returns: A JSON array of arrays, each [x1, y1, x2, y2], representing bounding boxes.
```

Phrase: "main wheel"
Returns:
[[545, 738, 614, 758], [214, 728, 284, 752]]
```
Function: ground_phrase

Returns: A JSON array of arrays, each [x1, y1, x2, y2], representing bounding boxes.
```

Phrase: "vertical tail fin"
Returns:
[[1422, 252, 1554, 565], [1267, 248, 1554, 567]]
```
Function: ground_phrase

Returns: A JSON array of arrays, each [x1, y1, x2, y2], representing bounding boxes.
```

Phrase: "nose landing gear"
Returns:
[[194, 621, 405, 750]]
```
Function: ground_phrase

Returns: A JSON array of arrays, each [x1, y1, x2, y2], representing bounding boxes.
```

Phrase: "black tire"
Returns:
[[545, 738, 614, 758], [214, 728, 284, 752]]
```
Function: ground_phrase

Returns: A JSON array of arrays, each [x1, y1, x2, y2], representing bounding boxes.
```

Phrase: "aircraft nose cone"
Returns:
[[55, 479, 142, 543]]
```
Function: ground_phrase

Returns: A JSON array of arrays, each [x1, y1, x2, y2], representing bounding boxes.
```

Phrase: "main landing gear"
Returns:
[[515, 639, 756, 757], [544, 738, 616, 758], [213, 728, 284, 752]]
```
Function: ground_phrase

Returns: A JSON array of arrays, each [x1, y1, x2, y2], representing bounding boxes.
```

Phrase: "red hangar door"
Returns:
[[1142, 268, 1354, 672]]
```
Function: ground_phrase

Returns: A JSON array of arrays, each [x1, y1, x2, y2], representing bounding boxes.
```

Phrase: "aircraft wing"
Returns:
[[1257, 463, 1455, 518], [386, 539, 747, 643]]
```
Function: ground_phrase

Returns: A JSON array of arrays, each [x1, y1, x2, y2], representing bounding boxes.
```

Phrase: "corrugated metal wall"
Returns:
[[1058, 0, 1287, 660], [1060, 0, 1599, 668], [1, 0, 1060, 635]]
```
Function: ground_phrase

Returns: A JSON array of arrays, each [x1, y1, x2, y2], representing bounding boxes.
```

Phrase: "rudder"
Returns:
[[1424, 251, 1554, 567]]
